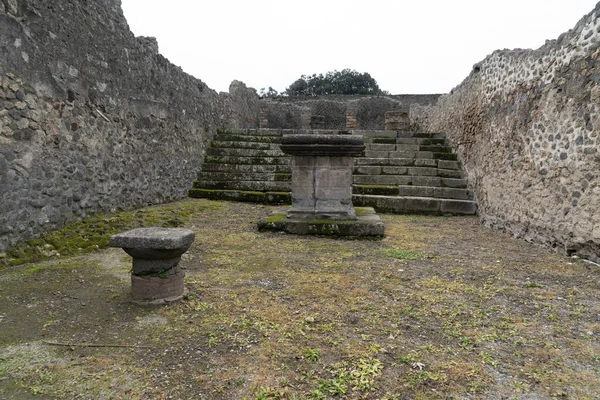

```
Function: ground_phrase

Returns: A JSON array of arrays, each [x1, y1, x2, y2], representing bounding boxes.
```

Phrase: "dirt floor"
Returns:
[[1, 199, 599, 399]]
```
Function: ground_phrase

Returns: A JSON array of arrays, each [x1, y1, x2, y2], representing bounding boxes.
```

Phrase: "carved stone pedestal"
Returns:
[[109, 227, 195, 305], [259, 132, 384, 237]]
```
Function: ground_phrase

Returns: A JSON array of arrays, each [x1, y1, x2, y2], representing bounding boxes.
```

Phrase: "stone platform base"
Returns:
[[258, 207, 384, 237], [131, 267, 188, 305]]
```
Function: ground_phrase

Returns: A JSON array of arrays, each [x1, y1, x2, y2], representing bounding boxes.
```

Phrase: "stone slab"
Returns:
[[352, 194, 477, 215], [258, 207, 384, 237], [109, 227, 195, 251]]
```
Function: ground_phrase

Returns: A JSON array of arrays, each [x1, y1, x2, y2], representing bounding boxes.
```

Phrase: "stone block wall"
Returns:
[[425, 3, 600, 261], [260, 94, 440, 131], [0, 0, 259, 252]]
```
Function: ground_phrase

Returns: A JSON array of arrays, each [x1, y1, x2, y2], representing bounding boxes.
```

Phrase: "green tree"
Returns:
[[284, 69, 381, 96], [259, 86, 279, 98]]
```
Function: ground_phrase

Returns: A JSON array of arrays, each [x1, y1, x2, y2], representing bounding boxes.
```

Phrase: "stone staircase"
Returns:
[[189, 129, 477, 215], [188, 130, 292, 204], [351, 130, 477, 215]]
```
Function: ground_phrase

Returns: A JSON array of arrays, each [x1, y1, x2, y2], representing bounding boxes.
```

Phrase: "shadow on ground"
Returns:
[[1, 199, 599, 399]]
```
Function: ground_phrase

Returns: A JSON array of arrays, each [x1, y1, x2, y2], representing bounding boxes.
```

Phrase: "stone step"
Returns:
[[204, 155, 291, 165], [355, 157, 438, 167], [419, 145, 454, 153], [353, 166, 462, 178], [218, 129, 283, 137], [368, 137, 447, 145], [353, 184, 400, 196], [353, 175, 413, 185], [399, 132, 447, 139], [353, 185, 473, 200], [193, 180, 291, 192], [355, 131, 447, 139], [353, 175, 467, 188], [196, 171, 291, 182], [202, 163, 291, 174], [188, 188, 291, 204], [214, 134, 282, 143], [206, 147, 285, 157], [352, 194, 477, 215], [396, 185, 473, 200], [363, 150, 458, 161], [210, 140, 280, 150], [356, 130, 398, 138], [366, 143, 421, 152]]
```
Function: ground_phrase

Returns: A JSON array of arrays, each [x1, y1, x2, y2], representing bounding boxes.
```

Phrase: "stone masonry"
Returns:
[[424, 4, 600, 262], [0, 0, 260, 252]]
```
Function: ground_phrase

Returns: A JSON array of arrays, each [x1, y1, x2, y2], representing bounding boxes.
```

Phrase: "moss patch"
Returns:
[[2, 199, 223, 268], [188, 188, 291, 205], [1, 202, 599, 399]]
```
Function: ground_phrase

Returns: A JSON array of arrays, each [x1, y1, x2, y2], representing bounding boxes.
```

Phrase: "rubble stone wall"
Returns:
[[425, 3, 600, 261], [261, 94, 440, 130], [0, 0, 258, 251]]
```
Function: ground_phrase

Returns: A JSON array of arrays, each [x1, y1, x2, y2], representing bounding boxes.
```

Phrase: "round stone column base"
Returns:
[[131, 268, 187, 305]]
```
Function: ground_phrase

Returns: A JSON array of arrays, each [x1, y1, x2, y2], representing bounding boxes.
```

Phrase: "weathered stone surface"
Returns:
[[282, 134, 365, 221], [384, 108, 410, 131], [423, 3, 600, 261], [260, 95, 440, 130], [280, 134, 365, 156], [109, 227, 194, 303], [258, 207, 384, 237], [130, 267, 187, 305], [0, 1, 260, 252], [109, 227, 195, 252]]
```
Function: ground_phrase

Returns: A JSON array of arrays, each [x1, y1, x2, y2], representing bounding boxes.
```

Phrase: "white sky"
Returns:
[[120, 0, 598, 95]]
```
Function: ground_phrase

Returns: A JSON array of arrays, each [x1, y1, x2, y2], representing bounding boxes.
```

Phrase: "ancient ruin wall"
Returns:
[[0, 0, 259, 252], [426, 3, 600, 262], [261, 94, 440, 130]]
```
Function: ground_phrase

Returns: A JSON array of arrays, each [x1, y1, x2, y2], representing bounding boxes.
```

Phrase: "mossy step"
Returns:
[[353, 175, 467, 187], [363, 150, 457, 160], [214, 134, 282, 143], [355, 158, 461, 169], [352, 194, 477, 215], [206, 148, 285, 157], [368, 137, 447, 145], [210, 140, 278, 150], [258, 207, 384, 237], [201, 163, 291, 174], [353, 175, 412, 185], [217, 129, 283, 137], [353, 166, 463, 178], [353, 184, 400, 196], [366, 144, 420, 152], [192, 180, 291, 192], [204, 155, 291, 165], [188, 188, 290, 204], [355, 157, 438, 167], [354, 131, 447, 139], [397, 185, 473, 200], [196, 172, 291, 182]]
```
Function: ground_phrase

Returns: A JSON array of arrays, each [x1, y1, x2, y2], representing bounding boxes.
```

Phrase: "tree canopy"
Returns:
[[284, 69, 382, 96]]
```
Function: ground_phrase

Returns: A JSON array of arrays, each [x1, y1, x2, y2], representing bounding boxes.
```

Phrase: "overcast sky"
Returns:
[[120, 0, 598, 95]]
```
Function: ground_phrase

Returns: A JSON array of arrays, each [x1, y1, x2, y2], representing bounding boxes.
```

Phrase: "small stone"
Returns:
[[6, 0, 17, 14], [16, 118, 29, 130], [305, 316, 315, 323]]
